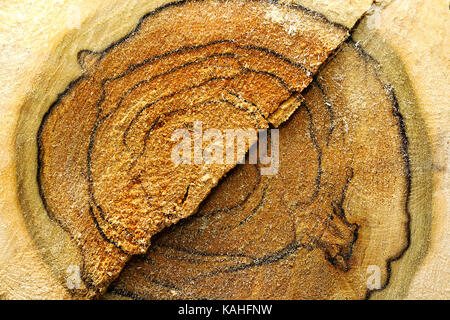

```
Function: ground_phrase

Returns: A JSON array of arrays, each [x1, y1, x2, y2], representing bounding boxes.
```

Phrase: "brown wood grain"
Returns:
[[106, 42, 410, 299], [36, 0, 349, 297], [2, 0, 446, 300]]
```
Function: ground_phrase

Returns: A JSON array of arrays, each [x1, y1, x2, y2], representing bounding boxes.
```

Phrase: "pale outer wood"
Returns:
[[0, 0, 447, 299], [362, 0, 449, 299], [294, 0, 372, 27]]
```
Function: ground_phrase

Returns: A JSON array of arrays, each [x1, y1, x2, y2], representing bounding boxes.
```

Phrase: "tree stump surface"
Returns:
[[0, 0, 448, 299]]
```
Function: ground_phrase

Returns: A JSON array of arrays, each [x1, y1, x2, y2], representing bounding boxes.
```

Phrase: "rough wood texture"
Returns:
[[12, 0, 356, 299], [106, 42, 410, 299], [0, 0, 448, 300], [353, 0, 449, 300]]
